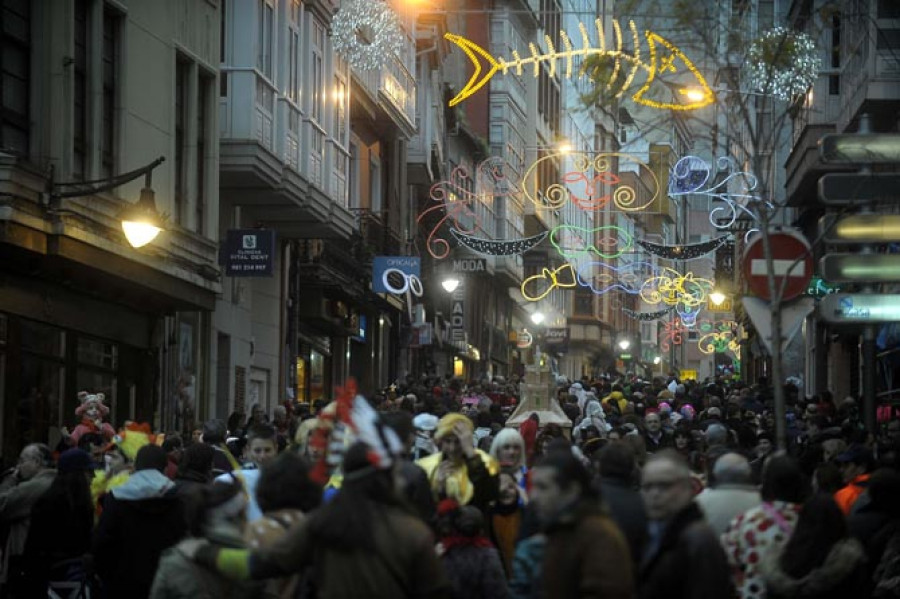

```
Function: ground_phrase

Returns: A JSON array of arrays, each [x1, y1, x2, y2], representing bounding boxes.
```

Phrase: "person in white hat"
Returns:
[[412, 413, 439, 460]]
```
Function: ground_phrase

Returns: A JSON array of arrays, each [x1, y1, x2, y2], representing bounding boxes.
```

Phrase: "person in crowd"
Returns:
[[834, 444, 874, 515], [0, 443, 56, 593], [93, 444, 187, 599], [723, 454, 808, 599], [487, 467, 526, 579], [813, 461, 845, 494], [520, 413, 540, 466], [562, 393, 582, 424], [848, 468, 900, 572], [639, 451, 733, 599], [511, 449, 634, 599], [437, 501, 508, 599], [20, 449, 96, 596], [412, 413, 439, 460], [202, 419, 235, 477], [216, 424, 279, 523], [750, 431, 774, 483], [77, 432, 106, 468], [643, 413, 673, 454], [174, 442, 214, 497], [574, 399, 608, 443], [162, 435, 183, 480], [381, 411, 437, 522], [759, 494, 867, 599], [91, 441, 132, 516], [705, 422, 731, 451], [150, 481, 259, 599], [490, 428, 529, 493], [695, 453, 761, 536], [245, 451, 322, 598], [177, 441, 450, 598], [417, 413, 499, 511], [595, 442, 647, 570]]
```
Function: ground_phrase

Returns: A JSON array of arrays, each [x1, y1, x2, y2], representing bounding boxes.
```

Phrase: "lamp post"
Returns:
[[50, 156, 167, 248]]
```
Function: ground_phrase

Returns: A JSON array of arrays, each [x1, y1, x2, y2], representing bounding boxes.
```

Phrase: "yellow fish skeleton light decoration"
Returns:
[[445, 19, 714, 111]]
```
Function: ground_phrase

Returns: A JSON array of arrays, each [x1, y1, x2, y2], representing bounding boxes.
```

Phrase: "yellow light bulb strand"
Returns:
[[521, 263, 577, 302], [608, 19, 623, 91]]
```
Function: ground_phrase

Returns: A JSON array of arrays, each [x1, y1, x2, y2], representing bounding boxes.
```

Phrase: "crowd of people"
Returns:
[[1, 373, 900, 598]]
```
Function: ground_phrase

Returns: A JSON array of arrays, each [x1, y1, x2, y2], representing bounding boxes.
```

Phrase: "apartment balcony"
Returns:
[[838, 19, 900, 133], [352, 53, 417, 139], [408, 74, 447, 186], [219, 69, 355, 239]]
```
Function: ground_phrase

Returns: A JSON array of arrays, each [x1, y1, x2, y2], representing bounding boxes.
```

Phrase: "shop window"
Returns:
[[310, 350, 325, 401]]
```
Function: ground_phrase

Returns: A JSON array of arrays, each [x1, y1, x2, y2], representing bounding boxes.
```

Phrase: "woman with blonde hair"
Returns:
[[489, 428, 528, 495]]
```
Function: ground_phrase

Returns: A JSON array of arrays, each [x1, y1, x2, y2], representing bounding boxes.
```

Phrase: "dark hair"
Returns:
[[598, 442, 636, 481], [256, 452, 321, 514], [307, 443, 407, 551], [134, 444, 168, 472], [761, 454, 809, 503], [779, 494, 848, 578], [77, 433, 105, 452], [203, 419, 227, 445], [186, 481, 244, 537], [381, 411, 414, 442], [178, 443, 214, 478], [867, 468, 900, 515], [246, 424, 277, 445], [437, 504, 485, 540], [813, 463, 844, 494], [28, 444, 54, 468], [534, 449, 598, 501], [29, 468, 93, 551], [162, 435, 183, 453]]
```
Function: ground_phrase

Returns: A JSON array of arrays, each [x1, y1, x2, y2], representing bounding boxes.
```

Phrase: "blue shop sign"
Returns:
[[223, 229, 276, 277]]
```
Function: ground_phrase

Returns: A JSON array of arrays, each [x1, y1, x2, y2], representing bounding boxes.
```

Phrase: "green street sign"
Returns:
[[806, 276, 840, 298], [820, 134, 900, 163], [620, 353, 632, 360]]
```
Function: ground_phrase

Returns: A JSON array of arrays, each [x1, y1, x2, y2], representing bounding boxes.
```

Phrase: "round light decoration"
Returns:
[[747, 27, 821, 101], [331, 0, 405, 71]]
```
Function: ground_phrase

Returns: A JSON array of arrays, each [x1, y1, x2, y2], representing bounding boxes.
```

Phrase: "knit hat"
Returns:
[[435, 413, 473, 442], [413, 413, 439, 432], [58, 449, 94, 474]]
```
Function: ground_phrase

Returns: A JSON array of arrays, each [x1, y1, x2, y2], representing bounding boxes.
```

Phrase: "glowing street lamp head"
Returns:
[[681, 87, 710, 103], [531, 311, 545, 325], [653, 356, 662, 365], [618, 339, 631, 351], [119, 186, 164, 248], [710, 291, 727, 306], [558, 142, 573, 154], [441, 277, 461, 293]]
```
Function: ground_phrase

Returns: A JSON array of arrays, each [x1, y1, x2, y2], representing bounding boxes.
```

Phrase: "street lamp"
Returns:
[[653, 355, 661, 365], [618, 339, 631, 351], [530, 311, 545, 325], [51, 156, 166, 248], [710, 290, 727, 306], [441, 276, 461, 293]]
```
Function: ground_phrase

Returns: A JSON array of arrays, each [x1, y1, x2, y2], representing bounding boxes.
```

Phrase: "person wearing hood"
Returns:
[[93, 444, 187, 599], [574, 400, 610, 443], [603, 385, 628, 416], [759, 494, 866, 599], [150, 482, 260, 599]]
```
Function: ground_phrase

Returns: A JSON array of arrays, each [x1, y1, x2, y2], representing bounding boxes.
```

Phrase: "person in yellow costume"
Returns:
[[90, 422, 154, 519], [416, 413, 499, 511]]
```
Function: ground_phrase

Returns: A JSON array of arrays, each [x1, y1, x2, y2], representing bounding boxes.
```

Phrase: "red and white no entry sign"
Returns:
[[742, 230, 813, 302]]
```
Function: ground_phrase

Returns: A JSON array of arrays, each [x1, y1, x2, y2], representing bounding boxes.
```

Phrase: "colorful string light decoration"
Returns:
[[637, 235, 731, 260], [450, 228, 548, 256], [623, 307, 673, 320], [551, 225, 633, 260], [676, 303, 702, 328], [521, 262, 578, 302], [523, 152, 657, 213], [640, 268, 714, 310], [748, 27, 821, 101], [659, 317, 685, 352], [331, 0, 406, 72], [574, 260, 660, 295], [444, 18, 714, 110], [669, 155, 775, 230], [417, 158, 521, 259]]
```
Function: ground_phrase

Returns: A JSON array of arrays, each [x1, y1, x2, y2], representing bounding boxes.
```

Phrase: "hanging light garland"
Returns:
[[551, 225, 633, 260], [623, 307, 672, 320], [637, 235, 730, 260], [575, 260, 660, 295], [747, 27, 821, 101], [331, 0, 406, 72], [659, 317, 685, 352], [521, 263, 578, 302], [450, 229, 548, 256]]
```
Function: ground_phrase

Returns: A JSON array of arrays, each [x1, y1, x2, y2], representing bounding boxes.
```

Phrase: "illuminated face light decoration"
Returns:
[[669, 155, 776, 231], [523, 152, 657, 213], [550, 225, 633, 260], [640, 268, 715, 319], [443, 18, 714, 110], [676, 303, 702, 328], [574, 260, 661, 296], [521, 262, 578, 302], [417, 158, 524, 259]]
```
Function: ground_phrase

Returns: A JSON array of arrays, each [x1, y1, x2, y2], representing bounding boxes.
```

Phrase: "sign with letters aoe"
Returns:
[[224, 229, 275, 277]]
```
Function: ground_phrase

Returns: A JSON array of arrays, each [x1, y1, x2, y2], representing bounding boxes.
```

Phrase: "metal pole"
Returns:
[[863, 324, 877, 434]]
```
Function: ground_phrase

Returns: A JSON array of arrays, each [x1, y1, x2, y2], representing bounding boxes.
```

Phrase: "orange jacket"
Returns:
[[834, 473, 871, 515]]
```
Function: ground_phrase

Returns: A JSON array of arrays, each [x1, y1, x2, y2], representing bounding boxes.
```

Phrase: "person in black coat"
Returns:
[[92, 444, 187, 599], [595, 442, 647, 569], [639, 451, 734, 599]]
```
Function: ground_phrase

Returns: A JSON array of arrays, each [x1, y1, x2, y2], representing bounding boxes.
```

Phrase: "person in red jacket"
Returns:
[[834, 445, 873, 515]]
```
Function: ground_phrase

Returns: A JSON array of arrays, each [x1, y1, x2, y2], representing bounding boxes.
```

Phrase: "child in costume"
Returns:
[[90, 423, 155, 518], [62, 392, 116, 446]]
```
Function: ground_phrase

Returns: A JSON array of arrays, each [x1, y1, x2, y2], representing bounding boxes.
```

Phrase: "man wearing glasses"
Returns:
[[638, 451, 733, 599]]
